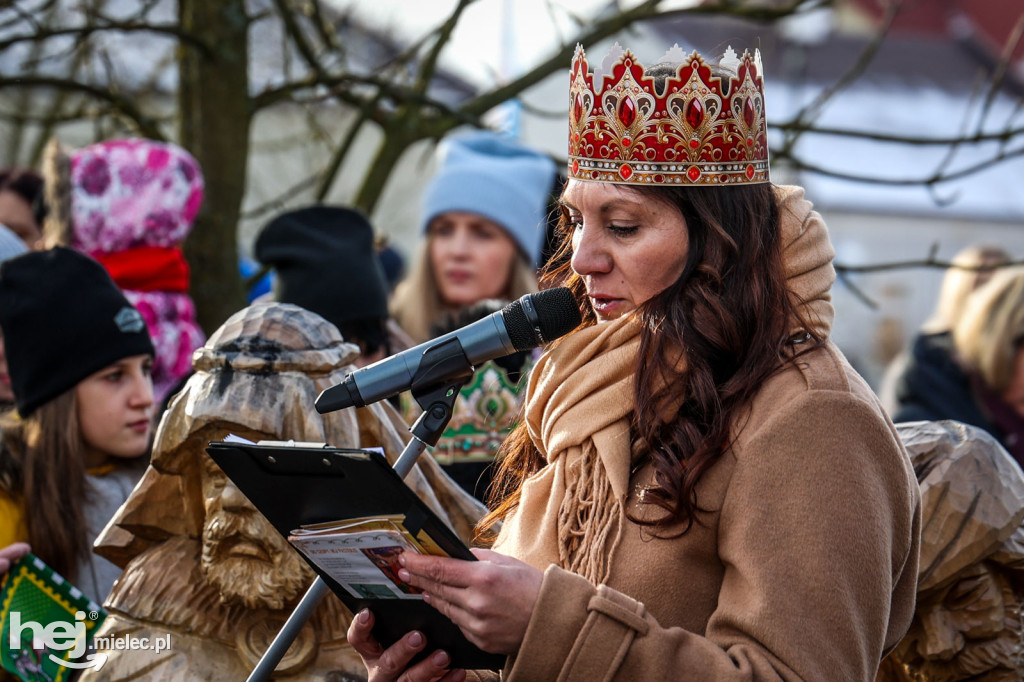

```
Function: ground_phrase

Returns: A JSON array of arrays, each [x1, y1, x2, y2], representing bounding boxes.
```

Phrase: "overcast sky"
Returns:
[[324, 0, 702, 85]]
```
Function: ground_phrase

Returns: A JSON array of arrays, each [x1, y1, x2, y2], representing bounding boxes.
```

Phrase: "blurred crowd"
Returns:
[[0, 127, 1021, 680]]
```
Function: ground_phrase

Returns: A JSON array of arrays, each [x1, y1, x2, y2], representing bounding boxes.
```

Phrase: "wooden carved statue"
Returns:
[[80, 302, 487, 681], [879, 420, 1024, 682]]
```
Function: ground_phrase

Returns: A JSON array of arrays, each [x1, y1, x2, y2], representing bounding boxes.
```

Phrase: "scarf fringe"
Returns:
[[557, 441, 625, 585]]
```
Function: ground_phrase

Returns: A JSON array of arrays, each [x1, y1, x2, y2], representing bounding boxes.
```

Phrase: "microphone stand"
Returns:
[[247, 338, 476, 682]]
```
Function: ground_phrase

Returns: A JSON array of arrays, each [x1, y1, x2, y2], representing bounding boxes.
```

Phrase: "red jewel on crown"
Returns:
[[567, 43, 770, 187]]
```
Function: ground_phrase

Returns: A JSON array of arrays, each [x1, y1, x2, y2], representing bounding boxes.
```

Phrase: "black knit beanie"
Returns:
[[0, 247, 155, 416], [255, 206, 390, 339]]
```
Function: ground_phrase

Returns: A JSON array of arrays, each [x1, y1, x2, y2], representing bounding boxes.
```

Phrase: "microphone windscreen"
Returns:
[[534, 287, 582, 341], [502, 287, 581, 351]]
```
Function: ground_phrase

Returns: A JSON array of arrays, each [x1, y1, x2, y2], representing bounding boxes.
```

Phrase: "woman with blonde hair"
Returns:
[[0, 247, 155, 602], [390, 131, 557, 501], [889, 251, 1023, 446], [882, 244, 1010, 414], [390, 131, 555, 343], [947, 266, 1024, 464]]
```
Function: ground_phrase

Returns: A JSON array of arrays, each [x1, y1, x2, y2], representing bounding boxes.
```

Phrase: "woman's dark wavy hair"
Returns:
[[479, 181, 822, 539]]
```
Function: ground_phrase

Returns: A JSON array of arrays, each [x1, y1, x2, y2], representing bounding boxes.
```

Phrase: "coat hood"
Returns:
[[776, 185, 836, 341]]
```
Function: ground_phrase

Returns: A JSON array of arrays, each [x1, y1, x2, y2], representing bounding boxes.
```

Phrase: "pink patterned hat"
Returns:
[[67, 138, 206, 403], [70, 138, 203, 253]]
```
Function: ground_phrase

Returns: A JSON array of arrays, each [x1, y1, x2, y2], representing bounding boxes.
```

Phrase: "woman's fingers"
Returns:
[[399, 550, 542, 655], [347, 609, 385, 659], [347, 609, 463, 682]]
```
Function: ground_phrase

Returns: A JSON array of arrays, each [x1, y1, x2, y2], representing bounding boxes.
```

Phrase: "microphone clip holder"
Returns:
[[407, 337, 476, 446]]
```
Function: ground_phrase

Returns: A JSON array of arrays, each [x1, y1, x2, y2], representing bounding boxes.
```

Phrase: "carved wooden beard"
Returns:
[[200, 506, 315, 611], [897, 567, 1024, 682]]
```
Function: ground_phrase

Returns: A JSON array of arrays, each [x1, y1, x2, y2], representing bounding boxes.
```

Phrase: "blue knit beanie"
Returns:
[[421, 132, 556, 267]]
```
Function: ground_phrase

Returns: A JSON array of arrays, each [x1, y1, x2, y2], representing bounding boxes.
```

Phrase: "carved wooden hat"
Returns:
[[898, 420, 1024, 593], [94, 302, 362, 566]]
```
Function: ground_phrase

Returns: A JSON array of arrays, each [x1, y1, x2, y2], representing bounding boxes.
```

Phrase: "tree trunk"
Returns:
[[177, 0, 250, 334]]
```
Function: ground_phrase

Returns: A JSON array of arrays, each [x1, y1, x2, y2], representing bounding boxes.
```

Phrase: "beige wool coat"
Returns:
[[467, 186, 922, 682]]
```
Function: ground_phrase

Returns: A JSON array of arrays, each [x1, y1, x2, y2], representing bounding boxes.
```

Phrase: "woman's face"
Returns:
[[0, 190, 41, 249], [75, 354, 154, 467], [563, 179, 689, 322], [428, 211, 520, 308]]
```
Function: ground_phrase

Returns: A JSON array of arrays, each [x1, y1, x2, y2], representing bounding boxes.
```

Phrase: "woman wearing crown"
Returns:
[[348, 43, 922, 682]]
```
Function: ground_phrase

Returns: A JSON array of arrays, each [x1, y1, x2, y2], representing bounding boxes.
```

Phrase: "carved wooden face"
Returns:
[[198, 452, 315, 610], [895, 563, 1024, 681]]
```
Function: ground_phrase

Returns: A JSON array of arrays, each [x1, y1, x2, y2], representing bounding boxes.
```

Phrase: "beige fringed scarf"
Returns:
[[493, 314, 641, 584], [491, 185, 837, 586]]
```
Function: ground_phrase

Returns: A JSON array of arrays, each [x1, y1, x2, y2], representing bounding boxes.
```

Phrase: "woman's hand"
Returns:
[[0, 542, 30, 574], [347, 608, 466, 682], [399, 548, 542, 655]]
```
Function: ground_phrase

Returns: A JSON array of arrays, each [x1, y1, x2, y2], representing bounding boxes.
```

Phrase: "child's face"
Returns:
[[75, 354, 154, 467]]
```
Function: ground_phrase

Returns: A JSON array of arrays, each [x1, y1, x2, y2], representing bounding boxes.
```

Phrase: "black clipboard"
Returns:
[[206, 441, 504, 671]]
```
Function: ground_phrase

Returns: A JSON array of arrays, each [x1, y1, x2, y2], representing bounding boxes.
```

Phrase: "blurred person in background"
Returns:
[[42, 137, 206, 406], [943, 266, 1024, 467], [882, 244, 1010, 414], [255, 205, 409, 367], [0, 225, 27, 409], [0, 248, 154, 603], [390, 131, 555, 343], [0, 168, 45, 249], [389, 131, 557, 502]]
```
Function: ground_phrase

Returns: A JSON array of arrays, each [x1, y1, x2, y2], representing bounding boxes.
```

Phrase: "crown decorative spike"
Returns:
[[568, 43, 770, 186]]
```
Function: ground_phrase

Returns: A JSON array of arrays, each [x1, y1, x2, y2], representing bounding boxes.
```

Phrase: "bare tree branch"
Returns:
[[0, 19, 212, 55], [786, 143, 1024, 186], [460, 0, 814, 119], [315, 105, 372, 201], [272, 0, 331, 80], [832, 253, 1024, 310], [0, 75, 165, 139], [837, 256, 1024, 275], [771, 121, 1024, 146], [413, 0, 475, 95], [776, 0, 903, 160]]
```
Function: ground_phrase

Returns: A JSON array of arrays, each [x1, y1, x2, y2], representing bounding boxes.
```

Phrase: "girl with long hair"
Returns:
[[0, 247, 154, 603], [349, 44, 920, 682]]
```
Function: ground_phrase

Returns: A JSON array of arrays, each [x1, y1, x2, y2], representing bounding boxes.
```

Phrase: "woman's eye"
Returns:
[[104, 371, 123, 382], [609, 224, 639, 236], [471, 227, 498, 241]]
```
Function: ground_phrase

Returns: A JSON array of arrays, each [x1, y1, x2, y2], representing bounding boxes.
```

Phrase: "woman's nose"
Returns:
[[448, 228, 472, 255], [571, 224, 611, 276]]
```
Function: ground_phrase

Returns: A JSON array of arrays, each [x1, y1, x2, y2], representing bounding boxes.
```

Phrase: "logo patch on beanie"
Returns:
[[114, 307, 145, 333]]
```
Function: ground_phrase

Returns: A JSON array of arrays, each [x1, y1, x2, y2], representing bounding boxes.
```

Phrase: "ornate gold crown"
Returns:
[[568, 43, 770, 186]]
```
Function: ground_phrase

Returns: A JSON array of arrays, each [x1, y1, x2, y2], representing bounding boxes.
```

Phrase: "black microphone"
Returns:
[[315, 287, 581, 413]]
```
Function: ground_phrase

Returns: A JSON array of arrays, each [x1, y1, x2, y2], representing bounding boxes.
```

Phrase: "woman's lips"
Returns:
[[444, 270, 472, 284], [589, 296, 622, 316], [128, 419, 151, 433]]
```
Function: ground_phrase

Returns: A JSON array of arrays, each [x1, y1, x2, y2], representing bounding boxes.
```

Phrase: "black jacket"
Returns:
[[891, 331, 996, 432]]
